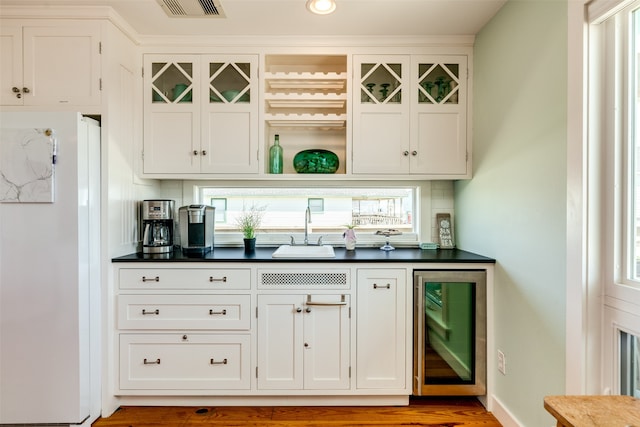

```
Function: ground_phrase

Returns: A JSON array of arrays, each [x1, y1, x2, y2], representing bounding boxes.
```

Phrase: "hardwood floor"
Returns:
[[91, 397, 502, 426]]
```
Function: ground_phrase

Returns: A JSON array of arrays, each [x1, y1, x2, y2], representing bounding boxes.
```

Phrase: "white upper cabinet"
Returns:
[[412, 55, 468, 177], [0, 21, 101, 108], [352, 54, 469, 178], [352, 55, 411, 175], [139, 47, 471, 180], [142, 54, 259, 175]]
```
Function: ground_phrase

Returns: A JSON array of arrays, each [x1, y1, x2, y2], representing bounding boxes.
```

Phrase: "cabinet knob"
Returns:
[[304, 343, 309, 348], [305, 307, 311, 313], [296, 307, 302, 313], [403, 151, 409, 156], [22, 87, 30, 94], [201, 150, 207, 156], [193, 150, 199, 155], [12, 87, 20, 93], [412, 150, 418, 156]]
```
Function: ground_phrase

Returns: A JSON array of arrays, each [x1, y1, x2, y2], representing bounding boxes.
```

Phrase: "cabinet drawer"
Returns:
[[119, 334, 250, 390], [119, 268, 251, 290], [118, 295, 250, 330]]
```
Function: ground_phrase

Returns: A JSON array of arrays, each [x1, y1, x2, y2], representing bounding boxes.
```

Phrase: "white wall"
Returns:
[[454, 1, 568, 426]]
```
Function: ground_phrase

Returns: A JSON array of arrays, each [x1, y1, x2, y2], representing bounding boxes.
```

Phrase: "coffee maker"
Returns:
[[179, 204, 215, 255], [141, 200, 175, 254]]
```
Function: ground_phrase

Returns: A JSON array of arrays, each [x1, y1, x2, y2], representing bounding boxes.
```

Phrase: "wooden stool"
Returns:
[[544, 395, 640, 426]]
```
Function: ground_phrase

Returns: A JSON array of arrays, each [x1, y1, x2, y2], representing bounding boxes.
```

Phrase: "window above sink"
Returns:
[[195, 184, 420, 247]]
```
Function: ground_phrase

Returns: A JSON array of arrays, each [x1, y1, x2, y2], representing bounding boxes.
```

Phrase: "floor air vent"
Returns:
[[156, 0, 226, 17]]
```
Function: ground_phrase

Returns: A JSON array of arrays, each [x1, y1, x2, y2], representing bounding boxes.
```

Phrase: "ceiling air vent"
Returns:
[[156, 0, 226, 18]]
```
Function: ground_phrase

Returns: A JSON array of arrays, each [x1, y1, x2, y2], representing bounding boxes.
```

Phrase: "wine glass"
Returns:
[[365, 83, 376, 102], [380, 83, 390, 101]]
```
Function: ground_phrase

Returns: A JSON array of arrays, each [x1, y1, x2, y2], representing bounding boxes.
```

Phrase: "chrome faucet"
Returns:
[[304, 206, 311, 245], [289, 207, 323, 246]]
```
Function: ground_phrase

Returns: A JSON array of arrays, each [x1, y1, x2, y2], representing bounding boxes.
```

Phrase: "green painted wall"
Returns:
[[455, 0, 568, 425]]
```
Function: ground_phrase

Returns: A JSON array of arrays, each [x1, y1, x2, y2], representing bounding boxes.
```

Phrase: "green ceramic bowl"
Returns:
[[293, 149, 339, 174]]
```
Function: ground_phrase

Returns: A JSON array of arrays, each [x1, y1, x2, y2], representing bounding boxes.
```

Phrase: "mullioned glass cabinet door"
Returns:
[[143, 55, 201, 174], [412, 55, 468, 177], [352, 55, 411, 175], [200, 55, 258, 174]]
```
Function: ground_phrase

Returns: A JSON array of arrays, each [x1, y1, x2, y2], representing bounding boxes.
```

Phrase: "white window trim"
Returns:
[[581, 0, 640, 395], [596, 1, 640, 306]]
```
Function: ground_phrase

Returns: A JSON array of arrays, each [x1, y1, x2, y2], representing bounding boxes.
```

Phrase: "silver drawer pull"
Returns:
[[305, 294, 347, 306], [209, 309, 227, 316], [305, 301, 347, 306], [142, 309, 159, 315], [373, 283, 391, 289], [209, 276, 227, 283], [142, 276, 160, 282], [210, 358, 228, 365], [143, 358, 160, 365]]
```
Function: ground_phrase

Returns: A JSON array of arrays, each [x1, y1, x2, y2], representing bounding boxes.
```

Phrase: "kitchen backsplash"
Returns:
[[430, 181, 455, 243]]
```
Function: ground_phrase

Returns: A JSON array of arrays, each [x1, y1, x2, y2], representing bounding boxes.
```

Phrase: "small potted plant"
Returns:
[[343, 224, 357, 250], [235, 204, 265, 253]]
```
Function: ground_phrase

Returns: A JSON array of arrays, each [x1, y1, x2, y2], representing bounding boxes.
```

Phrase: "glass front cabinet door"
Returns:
[[201, 56, 258, 174], [412, 55, 468, 177], [143, 54, 258, 175], [352, 55, 411, 175]]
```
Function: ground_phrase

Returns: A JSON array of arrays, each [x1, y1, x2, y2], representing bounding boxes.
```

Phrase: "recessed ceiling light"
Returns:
[[306, 0, 337, 15]]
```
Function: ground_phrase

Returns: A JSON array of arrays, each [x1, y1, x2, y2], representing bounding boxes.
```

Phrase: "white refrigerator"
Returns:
[[0, 112, 101, 425]]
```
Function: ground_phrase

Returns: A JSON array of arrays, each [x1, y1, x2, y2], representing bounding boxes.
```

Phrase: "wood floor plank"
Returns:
[[92, 398, 502, 427]]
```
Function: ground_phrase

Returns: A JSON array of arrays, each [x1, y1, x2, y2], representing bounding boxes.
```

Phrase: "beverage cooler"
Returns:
[[413, 270, 486, 396]]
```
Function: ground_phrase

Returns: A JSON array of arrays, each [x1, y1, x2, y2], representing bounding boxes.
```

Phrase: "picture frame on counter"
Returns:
[[436, 213, 455, 249]]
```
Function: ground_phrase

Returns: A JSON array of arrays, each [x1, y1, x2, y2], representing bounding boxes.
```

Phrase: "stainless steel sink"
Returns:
[[272, 245, 335, 258]]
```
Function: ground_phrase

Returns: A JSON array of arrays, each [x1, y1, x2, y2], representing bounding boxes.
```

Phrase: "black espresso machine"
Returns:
[[179, 204, 215, 255]]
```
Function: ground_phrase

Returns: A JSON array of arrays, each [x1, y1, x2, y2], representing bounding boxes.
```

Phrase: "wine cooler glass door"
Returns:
[[413, 270, 486, 396]]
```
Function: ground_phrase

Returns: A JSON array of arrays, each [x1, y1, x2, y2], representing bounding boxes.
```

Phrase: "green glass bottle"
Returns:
[[269, 134, 283, 174]]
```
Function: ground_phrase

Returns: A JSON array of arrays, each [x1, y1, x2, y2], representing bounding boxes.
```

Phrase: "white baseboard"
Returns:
[[489, 394, 523, 427]]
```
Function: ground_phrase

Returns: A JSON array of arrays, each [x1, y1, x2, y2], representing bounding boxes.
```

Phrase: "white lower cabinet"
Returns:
[[119, 334, 250, 390], [113, 263, 415, 401], [116, 265, 252, 393], [356, 268, 408, 389], [257, 294, 350, 390]]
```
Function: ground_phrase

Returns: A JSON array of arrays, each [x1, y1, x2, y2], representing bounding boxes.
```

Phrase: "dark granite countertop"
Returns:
[[112, 247, 495, 264]]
